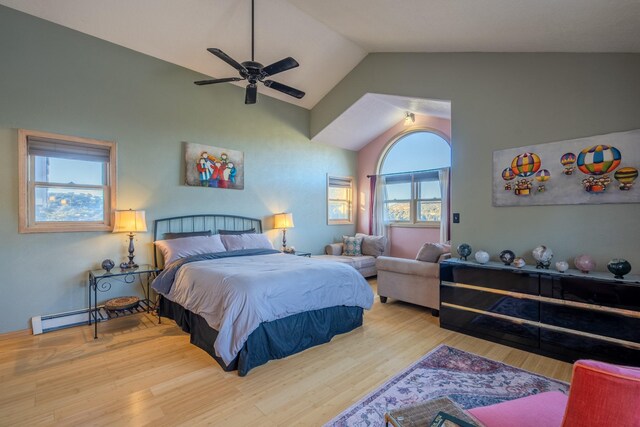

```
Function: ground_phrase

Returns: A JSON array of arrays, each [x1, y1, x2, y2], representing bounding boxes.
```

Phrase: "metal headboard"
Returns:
[[153, 214, 263, 268]]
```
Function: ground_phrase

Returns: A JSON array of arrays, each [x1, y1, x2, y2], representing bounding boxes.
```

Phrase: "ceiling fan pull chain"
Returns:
[[251, 0, 255, 62]]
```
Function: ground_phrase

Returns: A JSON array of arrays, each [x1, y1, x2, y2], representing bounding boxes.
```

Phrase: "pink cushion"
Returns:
[[468, 391, 568, 427], [562, 360, 640, 427]]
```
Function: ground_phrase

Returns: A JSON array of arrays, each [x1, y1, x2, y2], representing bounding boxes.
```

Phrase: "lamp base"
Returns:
[[120, 261, 139, 269]]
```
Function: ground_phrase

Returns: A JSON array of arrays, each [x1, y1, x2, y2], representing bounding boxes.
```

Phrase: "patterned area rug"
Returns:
[[325, 344, 569, 426]]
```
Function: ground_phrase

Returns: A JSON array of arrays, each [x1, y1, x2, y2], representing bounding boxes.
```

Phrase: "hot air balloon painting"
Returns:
[[614, 167, 638, 191], [577, 145, 621, 193], [576, 145, 621, 175], [493, 129, 640, 206], [560, 152, 577, 175], [535, 169, 551, 192], [501, 167, 516, 190], [511, 152, 541, 177]]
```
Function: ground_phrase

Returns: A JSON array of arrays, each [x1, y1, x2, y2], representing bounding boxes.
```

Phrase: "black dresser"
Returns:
[[440, 259, 640, 366]]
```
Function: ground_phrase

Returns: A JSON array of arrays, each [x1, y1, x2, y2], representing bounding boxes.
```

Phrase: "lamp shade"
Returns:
[[113, 209, 147, 233], [273, 212, 294, 229]]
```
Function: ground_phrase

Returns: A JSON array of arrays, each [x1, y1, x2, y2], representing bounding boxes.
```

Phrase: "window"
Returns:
[[327, 175, 354, 224], [18, 129, 117, 233], [379, 130, 450, 226]]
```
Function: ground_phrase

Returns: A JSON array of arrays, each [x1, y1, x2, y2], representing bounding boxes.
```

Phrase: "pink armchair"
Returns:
[[467, 359, 640, 427]]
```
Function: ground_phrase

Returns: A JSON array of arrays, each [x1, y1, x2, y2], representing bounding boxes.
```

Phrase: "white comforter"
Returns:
[[162, 253, 374, 365]]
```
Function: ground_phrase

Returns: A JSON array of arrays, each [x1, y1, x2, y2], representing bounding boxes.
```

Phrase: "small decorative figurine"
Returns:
[[574, 254, 596, 274], [607, 259, 631, 279], [474, 250, 490, 264], [532, 245, 554, 269], [101, 259, 115, 273], [499, 250, 516, 266], [457, 243, 472, 261], [555, 261, 569, 273], [513, 257, 526, 268]]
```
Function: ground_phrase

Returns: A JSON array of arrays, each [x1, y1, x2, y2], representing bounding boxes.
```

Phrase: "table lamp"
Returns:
[[113, 209, 147, 269], [273, 212, 294, 251]]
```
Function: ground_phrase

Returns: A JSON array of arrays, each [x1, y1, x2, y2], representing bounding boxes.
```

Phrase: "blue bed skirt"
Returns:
[[158, 296, 364, 376]]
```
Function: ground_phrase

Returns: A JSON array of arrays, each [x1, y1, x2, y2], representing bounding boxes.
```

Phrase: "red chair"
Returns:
[[467, 359, 640, 427]]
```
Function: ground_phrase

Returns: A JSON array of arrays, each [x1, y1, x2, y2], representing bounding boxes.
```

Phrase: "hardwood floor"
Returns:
[[0, 280, 572, 426]]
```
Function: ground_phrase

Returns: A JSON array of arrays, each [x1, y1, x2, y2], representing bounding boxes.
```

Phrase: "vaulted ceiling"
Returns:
[[2, 0, 639, 110]]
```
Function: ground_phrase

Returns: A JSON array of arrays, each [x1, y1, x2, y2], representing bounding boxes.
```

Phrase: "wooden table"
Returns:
[[385, 396, 482, 427]]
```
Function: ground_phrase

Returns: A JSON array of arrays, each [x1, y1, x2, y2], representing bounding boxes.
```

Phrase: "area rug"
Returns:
[[325, 344, 569, 426]]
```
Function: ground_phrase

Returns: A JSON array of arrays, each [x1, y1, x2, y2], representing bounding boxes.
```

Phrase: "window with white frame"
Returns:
[[18, 129, 117, 233], [379, 131, 450, 226], [327, 175, 354, 224]]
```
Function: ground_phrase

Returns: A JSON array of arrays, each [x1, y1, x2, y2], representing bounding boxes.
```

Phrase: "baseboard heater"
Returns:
[[32, 307, 96, 335], [31, 300, 152, 334]]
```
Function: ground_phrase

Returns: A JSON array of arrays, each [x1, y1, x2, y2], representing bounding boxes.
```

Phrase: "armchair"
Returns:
[[375, 242, 451, 315]]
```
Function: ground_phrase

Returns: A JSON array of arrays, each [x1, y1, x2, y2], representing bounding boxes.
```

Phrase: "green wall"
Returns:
[[0, 6, 356, 333], [312, 53, 640, 271]]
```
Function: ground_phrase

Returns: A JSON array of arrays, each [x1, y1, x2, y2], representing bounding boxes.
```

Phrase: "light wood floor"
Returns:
[[0, 280, 572, 426]]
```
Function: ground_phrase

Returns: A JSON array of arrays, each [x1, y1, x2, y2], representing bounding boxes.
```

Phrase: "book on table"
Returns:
[[429, 411, 477, 427]]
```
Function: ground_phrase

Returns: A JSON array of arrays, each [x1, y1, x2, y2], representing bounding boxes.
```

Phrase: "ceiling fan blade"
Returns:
[[245, 84, 257, 104], [262, 57, 299, 77], [207, 48, 247, 73], [263, 80, 305, 99], [194, 77, 244, 86]]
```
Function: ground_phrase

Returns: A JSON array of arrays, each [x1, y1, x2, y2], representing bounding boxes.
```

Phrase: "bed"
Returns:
[[151, 214, 374, 376]]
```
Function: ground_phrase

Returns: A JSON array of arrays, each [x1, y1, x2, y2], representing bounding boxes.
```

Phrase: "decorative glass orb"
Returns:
[[499, 250, 516, 266], [607, 259, 631, 279], [574, 254, 596, 274], [474, 250, 490, 264], [532, 245, 554, 269], [457, 243, 472, 261]]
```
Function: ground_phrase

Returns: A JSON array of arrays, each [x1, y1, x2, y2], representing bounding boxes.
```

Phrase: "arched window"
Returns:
[[378, 130, 451, 224]]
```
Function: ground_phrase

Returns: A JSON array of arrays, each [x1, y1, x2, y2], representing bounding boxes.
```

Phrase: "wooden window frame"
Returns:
[[383, 173, 442, 227], [18, 129, 117, 233], [327, 175, 354, 225]]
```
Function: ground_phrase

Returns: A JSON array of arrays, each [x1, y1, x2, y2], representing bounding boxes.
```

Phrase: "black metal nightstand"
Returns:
[[283, 250, 311, 257], [88, 264, 160, 339]]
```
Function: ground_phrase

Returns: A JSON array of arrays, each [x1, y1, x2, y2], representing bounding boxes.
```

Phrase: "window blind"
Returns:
[[328, 176, 352, 188], [28, 136, 111, 162]]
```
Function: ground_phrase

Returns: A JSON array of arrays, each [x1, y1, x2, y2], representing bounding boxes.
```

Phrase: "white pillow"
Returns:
[[154, 234, 226, 265], [220, 233, 274, 251]]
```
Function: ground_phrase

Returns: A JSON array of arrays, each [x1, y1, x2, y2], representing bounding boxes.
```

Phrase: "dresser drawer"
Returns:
[[544, 276, 640, 311], [442, 264, 539, 295], [441, 285, 539, 322], [540, 329, 640, 366], [441, 305, 539, 348], [541, 302, 640, 343]]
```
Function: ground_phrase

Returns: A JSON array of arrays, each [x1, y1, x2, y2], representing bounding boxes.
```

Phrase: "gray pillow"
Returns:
[[163, 230, 212, 240], [220, 233, 274, 251], [154, 234, 226, 265], [218, 228, 256, 235], [355, 233, 387, 257], [415, 242, 451, 263]]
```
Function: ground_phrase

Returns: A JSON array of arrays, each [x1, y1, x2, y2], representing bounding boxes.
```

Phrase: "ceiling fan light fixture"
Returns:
[[195, 0, 305, 105]]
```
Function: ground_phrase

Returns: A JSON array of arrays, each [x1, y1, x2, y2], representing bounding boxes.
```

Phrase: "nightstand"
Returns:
[[291, 251, 311, 257], [88, 264, 160, 339]]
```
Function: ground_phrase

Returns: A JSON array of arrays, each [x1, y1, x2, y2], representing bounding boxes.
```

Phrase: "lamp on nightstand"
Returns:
[[273, 212, 294, 251], [113, 209, 147, 269]]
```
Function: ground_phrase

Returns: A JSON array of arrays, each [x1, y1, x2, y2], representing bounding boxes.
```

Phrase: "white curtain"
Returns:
[[439, 168, 450, 243], [372, 175, 390, 253]]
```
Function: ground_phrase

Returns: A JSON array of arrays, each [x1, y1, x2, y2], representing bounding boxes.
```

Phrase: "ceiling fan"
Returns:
[[194, 0, 305, 104]]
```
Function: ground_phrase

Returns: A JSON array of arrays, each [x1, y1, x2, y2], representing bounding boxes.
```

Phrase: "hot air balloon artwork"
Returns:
[[614, 167, 638, 191], [577, 145, 621, 193], [501, 167, 516, 190], [510, 152, 541, 196], [493, 129, 640, 206], [535, 169, 551, 192], [511, 152, 541, 177], [560, 152, 577, 175]]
